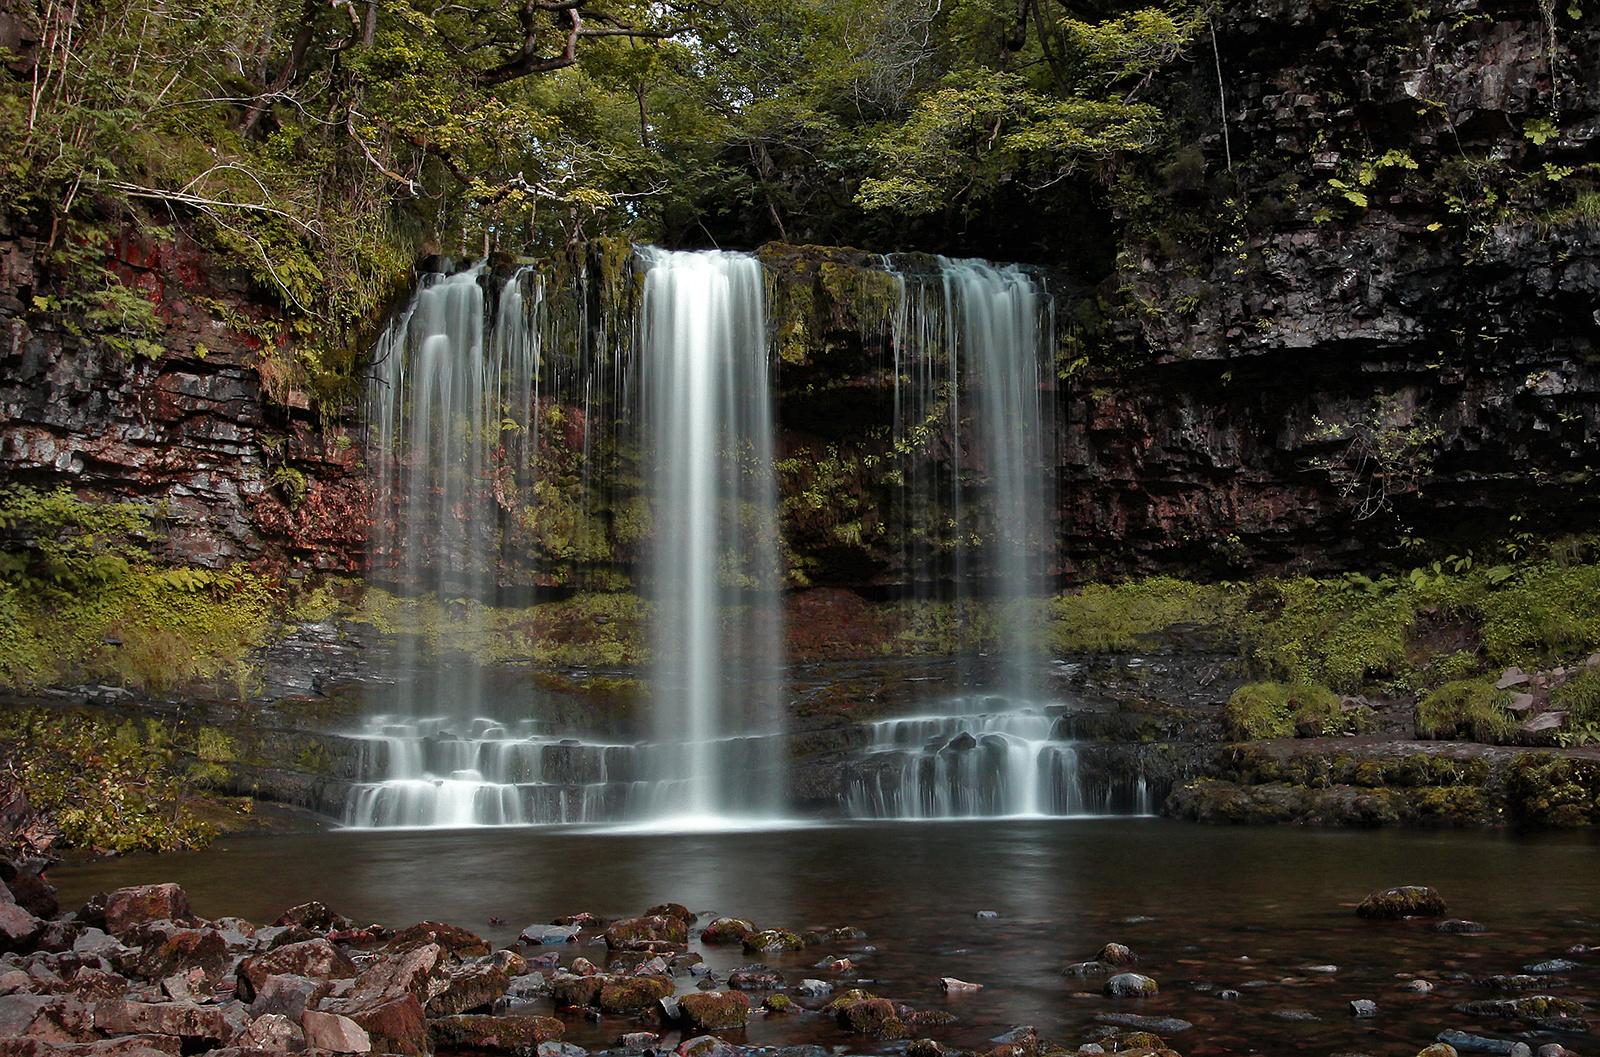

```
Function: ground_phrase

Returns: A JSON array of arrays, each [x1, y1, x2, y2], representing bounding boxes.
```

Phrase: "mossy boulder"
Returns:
[[742, 928, 803, 954], [1416, 681, 1515, 743], [1224, 682, 1368, 740], [385, 920, 490, 957], [604, 915, 688, 951], [1505, 754, 1600, 826], [643, 903, 696, 924], [1103, 973, 1158, 997], [763, 995, 794, 1014], [598, 976, 674, 1013], [1356, 886, 1448, 920], [827, 990, 908, 1038], [428, 1013, 564, 1054], [699, 917, 756, 944], [550, 975, 605, 1008], [677, 990, 751, 1030]]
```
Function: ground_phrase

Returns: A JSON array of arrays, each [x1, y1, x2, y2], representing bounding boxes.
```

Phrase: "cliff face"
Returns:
[[0, 220, 369, 573], [1, 0, 1596, 586], [1060, 0, 1600, 577]]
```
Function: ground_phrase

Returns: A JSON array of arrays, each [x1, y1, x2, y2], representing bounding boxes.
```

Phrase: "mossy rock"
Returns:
[[763, 995, 794, 1014], [677, 990, 751, 1030], [428, 1014, 564, 1054], [597, 976, 674, 1013], [699, 917, 755, 944], [1505, 754, 1600, 827], [604, 915, 688, 950], [742, 928, 803, 953], [1103, 972, 1158, 997], [1416, 680, 1515, 743], [1223, 682, 1366, 740], [384, 920, 490, 957], [643, 903, 696, 924], [1356, 885, 1448, 920], [550, 976, 604, 1008]]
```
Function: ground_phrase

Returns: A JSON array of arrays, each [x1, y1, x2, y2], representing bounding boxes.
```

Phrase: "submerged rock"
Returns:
[[1356, 887, 1448, 920], [1102, 973, 1158, 998]]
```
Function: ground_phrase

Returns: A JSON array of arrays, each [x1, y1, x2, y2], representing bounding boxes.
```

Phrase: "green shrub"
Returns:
[[1223, 681, 1364, 740], [1549, 670, 1600, 726], [1415, 680, 1515, 743]]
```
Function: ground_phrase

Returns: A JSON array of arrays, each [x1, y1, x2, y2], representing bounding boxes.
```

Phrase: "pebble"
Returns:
[[1404, 979, 1435, 993], [1268, 1009, 1320, 1021], [1348, 999, 1378, 1017], [1218, 990, 1241, 1001], [1437, 1029, 1521, 1054], [1437, 919, 1488, 934], [1094, 1013, 1193, 1033], [974, 911, 999, 919], [1524, 959, 1582, 974], [1102, 972, 1158, 997]]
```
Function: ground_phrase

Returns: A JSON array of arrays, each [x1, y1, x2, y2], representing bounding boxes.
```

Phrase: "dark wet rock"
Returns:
[[604, 917, 687, 952], [550, 913, 602, 928], [0, 906, 45, 953], [1454, 996, 1586, 1020], [901, 1006, 955, 1028], [1524, 959, 1582, 974], [727, 965, 783, 991], [537, 1043, 586, 1057], [1096, 944, 1135, 966], [642, 904, 695, 925], [905, 1040, 945, 1057], [1349, 999, 1378, 1017], [596, 976, 673, 1013], [1217, 990, 1240, 1001], [698, 919, 754, 945], [566, 958, 598, 977], [344, 993, 428, 1055], [827, 990, 907, 1038], [1405, 979, 1435, 993], [1093, 1013, 1192, 1033], [2, 863, 58, 921], [274, 901, 353, 933], [677, 990, 750, 1031], [1436, 1029, 1522, 1054], [1356, 887, 1447, 920], [973, 911, 998, 920], [102, 888, 195, 938], [1475, 975, 1541, 991], [127, 927, 229, 986], [656, 993, 679, 1021], [830, 926, 867, 941], [248, 973, 332, 1020], [92, 1000, 227, 1044], [519, 926, 581, 946], [615, 1032, 659, 1052], [1102, 973, 1157, 998], [426, 964, 510, 1017], [238, 939, 356, 996], [741, 930, 803, 954], [940, 978, 980, 993], [550, 976, 604, 1008], [1268, 1009, 1319, 1021], [0, 994, 92, 1042], [385, 921, 490, 958], [302, 1009, 372, 1053], [675, 1036, 741, 1057], [1438, 919, 1488, 934]]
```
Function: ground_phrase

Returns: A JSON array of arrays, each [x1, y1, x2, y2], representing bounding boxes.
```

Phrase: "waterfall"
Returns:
[[839, 257, 1073, 819], [349, 249, 783, 828], [637, 249, 784, 821]]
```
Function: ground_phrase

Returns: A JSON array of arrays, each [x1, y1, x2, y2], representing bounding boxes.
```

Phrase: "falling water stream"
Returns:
[[347, 247, 1113, 828]]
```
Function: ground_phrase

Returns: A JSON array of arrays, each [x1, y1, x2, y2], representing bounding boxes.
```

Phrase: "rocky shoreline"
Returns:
[[1, 867, 1595, 1057]]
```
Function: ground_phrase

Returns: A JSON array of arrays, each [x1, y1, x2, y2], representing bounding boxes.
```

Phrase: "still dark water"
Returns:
[[50, 819, 1600, 1055]]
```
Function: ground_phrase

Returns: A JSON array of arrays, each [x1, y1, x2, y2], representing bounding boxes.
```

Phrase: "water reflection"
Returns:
[[50, 820, 1600, 1055]]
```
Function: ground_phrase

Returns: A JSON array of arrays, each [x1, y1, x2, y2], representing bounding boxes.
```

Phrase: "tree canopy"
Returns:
[[0, 0, 1203, 384]]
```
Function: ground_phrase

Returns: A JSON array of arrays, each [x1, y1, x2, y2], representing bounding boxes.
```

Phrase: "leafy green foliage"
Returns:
[[1415, 680, 1514, 743], [1223, 681, 1367, 740], [0, 487, 277, 692], [0, 708, 219, 853]]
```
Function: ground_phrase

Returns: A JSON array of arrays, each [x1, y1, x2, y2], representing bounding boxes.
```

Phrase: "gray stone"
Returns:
[[1102, 973, 1157, 998], [1349, 999, 1378, 1017]]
